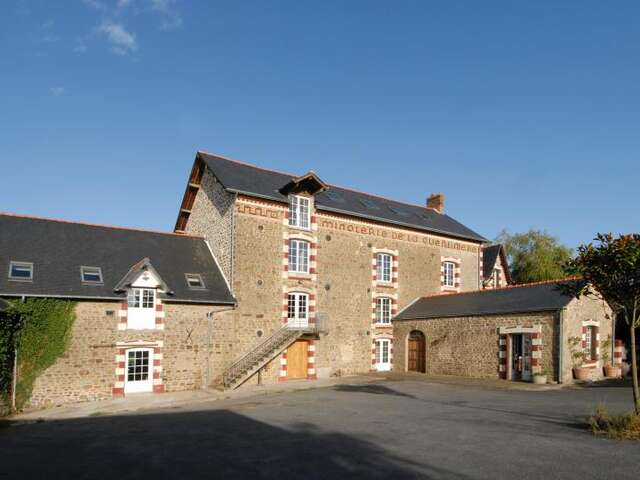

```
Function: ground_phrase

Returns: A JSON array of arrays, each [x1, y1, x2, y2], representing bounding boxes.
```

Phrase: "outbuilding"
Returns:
[[393, 280, 615, 383]]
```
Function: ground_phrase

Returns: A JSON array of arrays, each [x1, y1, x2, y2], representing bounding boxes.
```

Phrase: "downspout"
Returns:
[[230, 192, 238, 290], [205, 306, 235, 388], [12, 295, 26, 410], [558, 307, 565, 384]]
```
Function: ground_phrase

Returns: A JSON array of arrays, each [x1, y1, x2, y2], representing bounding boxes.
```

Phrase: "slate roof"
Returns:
[[197, 152, 487, 243], [482, 244, 511, 284], [0, 214, 235, 304], [394, 280, 581, 321]]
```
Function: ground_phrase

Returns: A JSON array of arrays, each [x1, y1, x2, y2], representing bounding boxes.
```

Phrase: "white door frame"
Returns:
[[124, 348, 154, 394], [375, 338, 391, 372]]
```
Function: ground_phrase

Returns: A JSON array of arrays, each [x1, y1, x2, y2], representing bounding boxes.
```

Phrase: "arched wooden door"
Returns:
[[408, 331, 426, 373]]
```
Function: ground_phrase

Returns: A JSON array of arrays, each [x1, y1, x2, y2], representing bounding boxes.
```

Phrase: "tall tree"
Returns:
[[563, 233, 640, 414], [496, 229, 572, 284]]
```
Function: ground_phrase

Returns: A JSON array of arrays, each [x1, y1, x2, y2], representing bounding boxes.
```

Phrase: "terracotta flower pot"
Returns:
[[604, 365, 620, 378], [573, 367, 590, 381]]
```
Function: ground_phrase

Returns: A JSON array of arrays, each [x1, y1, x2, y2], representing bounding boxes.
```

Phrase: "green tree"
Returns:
[[496, 229, 572, 284], [563, 233, 640, 414]]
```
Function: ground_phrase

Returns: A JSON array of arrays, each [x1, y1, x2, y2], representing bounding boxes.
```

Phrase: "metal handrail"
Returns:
[[221, 321, 322, 387]]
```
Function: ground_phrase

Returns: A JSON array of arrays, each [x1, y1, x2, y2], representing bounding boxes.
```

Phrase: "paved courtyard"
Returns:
[[1, 379, 638, 479]]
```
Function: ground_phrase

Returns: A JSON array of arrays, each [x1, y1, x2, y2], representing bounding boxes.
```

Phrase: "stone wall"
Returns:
[[562, 296, 613, 383], [226, 195, 483, 385], [393, 312, 557, 379], [28, 301, 233, 408], [185, 169, 235, 283]]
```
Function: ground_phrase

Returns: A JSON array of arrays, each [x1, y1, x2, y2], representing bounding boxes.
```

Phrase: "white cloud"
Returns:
[[151, 0, 182, 30], [82, 0, 106, 10], [97, 21, 137, 54], [117, 0, 133, 8], [42, 19, 55, 28], [49, 87, 66, 96]]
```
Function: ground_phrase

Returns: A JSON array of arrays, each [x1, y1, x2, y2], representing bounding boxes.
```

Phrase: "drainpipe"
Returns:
[[558, 308, 565, 384], [12, 295, 26, 410], [205, 307, 235, 388]]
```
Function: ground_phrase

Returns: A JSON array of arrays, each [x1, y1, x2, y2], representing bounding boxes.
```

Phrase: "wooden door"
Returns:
[[408, 331, 426, 373], [287, 340, 308, 379]]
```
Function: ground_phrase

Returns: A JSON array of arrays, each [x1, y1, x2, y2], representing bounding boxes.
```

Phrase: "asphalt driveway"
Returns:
[[1, 379, 638, 479]]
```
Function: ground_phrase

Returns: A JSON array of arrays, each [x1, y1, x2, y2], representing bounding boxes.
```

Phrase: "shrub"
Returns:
[[1, 298, 76, 410], [589, 403, 640, 440]]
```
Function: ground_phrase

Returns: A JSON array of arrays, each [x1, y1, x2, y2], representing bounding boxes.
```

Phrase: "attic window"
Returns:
[[359, 198, 379, 210], [8, 261, 33, 281], [325, 191, 344, 203], [386, 204, 411, 217], [185, 273, 206, 290], [81, 266, 103, 284]]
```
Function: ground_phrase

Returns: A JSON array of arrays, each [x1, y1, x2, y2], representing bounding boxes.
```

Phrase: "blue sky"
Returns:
[[1, 1, 638, 248]]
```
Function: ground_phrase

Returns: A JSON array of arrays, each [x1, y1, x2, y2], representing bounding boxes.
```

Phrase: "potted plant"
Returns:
[[532, 370, 548, 385], [600, 336, 620, 378], [569, 336, 590, 381]]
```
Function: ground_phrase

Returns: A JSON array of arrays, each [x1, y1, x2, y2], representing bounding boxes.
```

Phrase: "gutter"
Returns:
[[226, 188, 487, 244], [0, 293, 236, 306]]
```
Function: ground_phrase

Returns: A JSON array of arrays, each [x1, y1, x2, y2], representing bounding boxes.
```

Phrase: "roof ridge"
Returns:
[[419, 276, 581, 300], [198, 150, 446, 215], [197, 150, 297, 179], [0, 212, 206, 239]]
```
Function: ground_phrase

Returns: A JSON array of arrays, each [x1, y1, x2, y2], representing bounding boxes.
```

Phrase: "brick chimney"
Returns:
[[427, 193, 444, 213]]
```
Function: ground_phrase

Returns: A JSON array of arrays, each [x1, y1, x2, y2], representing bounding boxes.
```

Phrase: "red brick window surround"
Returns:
[[372, 249, 399, 289], [118, 291, 164, 331], [582, 320, 600, 364], [440, 257, 461, 292]]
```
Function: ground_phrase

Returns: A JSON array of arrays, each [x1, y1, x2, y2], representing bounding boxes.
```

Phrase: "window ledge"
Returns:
[[8, 278, 33, 283]]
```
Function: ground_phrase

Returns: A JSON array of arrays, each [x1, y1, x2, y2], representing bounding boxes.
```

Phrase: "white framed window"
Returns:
[[289, 195, 310, 229], [443, 261, 456, 288], [81, 266, 103, 284], [124, 348, 153, 393], [376, 297, 392, 324], [288, 239, 310, 274], [127, 288, 156, 329], [8, 261, 33, 281], [375, 338, 391, 371], [376, 253, 392, 283], [185, 273, 206, 289], [584, 326, 597, 361], [492, 269, 500, 288], [287, 292, 309, 328]]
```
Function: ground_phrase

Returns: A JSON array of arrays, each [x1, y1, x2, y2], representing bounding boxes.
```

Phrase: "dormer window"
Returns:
[[81, 266, 103, 284], [185, 273, 206, 289], [289, 195, 310, 229], [8, 261, 33, 281], [127, 288, 156, 329]]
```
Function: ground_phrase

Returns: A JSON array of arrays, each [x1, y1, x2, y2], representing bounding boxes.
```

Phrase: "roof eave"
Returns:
[[315, 205, 487, 243], [393, 306, 565, 322]]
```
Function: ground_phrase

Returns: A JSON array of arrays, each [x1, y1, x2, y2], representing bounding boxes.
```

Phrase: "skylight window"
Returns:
[[185, 273, 206, 289], [8, 261, 33, 281], [386, 204, 411, 217], [324, 191, 344, 203], [359, 198, 379, 210], [81, 266, 103, 284]]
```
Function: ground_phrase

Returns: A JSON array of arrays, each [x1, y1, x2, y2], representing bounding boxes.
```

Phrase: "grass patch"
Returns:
[[589, 404, 640, 440]]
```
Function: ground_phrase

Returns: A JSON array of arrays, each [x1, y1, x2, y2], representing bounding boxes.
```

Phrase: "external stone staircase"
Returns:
[[220, 323, 319, 390]]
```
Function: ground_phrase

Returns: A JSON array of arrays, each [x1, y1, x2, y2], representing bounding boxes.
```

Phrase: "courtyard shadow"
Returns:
[[333, 383, 417, 399], [0, 408, 466, 480]]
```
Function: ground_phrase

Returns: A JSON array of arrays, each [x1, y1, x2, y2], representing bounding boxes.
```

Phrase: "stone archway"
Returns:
[[408, 330, 426, 373]]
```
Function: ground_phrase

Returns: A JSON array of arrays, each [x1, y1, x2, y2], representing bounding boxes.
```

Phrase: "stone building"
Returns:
[[393, 280, 613, 383], [1, 150, 616, 408], [174, 151, 488, 387], [481, 244, 511, 289], [0, 213, 235, 407]]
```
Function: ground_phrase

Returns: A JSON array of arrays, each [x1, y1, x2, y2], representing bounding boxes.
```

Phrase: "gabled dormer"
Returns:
[[115, 258, 172, 330]]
